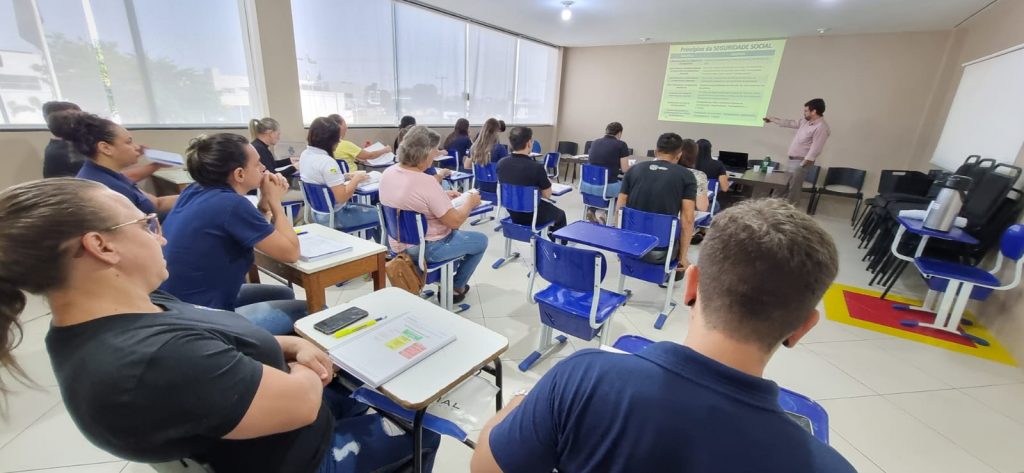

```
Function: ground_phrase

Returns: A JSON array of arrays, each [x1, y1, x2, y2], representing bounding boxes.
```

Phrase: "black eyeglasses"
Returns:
[[103, 213, 161, 236]]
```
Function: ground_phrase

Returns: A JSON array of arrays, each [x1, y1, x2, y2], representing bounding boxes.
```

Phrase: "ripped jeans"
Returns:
[[317, 383, 441, 472]]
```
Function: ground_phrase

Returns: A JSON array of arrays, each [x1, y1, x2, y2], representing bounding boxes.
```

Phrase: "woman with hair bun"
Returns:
[[60, 113, 177, 214], [159, 133, 306, 335]]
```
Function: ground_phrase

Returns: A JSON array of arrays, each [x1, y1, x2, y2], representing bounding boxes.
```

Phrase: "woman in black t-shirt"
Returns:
[[0, 178, 439, 472]]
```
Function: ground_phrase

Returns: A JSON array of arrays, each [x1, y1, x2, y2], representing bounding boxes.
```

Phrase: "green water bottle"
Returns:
[[763, 156, 772, 173]]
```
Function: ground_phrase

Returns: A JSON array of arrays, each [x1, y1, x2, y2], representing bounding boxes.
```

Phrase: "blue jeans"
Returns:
[[407, 230, 488, 289], [234, 284, 308, 335], [580, 181, 621, 200], [318, 383, 440, 473], [314, 203, 380, 238]]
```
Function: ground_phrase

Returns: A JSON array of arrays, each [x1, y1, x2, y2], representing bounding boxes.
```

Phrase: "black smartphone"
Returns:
[[314, 306, 369, 334]]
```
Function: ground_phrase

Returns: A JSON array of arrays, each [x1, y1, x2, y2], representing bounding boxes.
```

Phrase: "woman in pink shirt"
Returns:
[[379, 126, 488, 303]]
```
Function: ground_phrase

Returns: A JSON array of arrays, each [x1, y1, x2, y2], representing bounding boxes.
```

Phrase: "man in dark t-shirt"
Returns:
[[497, 126, 567, 238], [617, 132, 697, 269], [472, 199, 854, 473], [586, 122, 631, 192]]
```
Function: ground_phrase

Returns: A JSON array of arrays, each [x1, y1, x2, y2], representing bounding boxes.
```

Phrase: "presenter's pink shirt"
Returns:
[[778, 117, 831, 161]]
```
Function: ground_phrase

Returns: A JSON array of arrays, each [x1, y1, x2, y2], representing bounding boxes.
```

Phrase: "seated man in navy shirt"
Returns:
[[496, 126, 567, 239], [471, 199, 855, 473]]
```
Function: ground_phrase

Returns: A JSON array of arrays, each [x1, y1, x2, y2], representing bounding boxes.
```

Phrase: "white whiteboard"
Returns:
[[931, 44, 1024, 171]]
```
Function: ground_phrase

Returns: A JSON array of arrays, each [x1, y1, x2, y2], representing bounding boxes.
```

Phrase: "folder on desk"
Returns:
[[145, 149, 185, 167], [451, 192, 491, 209], [550, 183, 573, 196], [328, 312, 456, 388], [298, 233, 353, 262], [356, 171, 383, 192]]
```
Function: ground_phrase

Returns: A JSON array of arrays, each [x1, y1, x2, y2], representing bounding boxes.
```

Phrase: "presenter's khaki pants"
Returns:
[[781, 158, 808, 207]]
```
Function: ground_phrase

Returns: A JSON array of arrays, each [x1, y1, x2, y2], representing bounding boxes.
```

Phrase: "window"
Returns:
[[0, 0, 257, 126], [515, 40, 559, 124], [394, 3, 466, 125], [291, 0, 397, 125], [467, 25, 516, 123], [291, 1, 560, 126]]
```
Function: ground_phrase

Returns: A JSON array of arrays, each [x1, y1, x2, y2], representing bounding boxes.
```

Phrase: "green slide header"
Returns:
[[658, 39, 787, 127]]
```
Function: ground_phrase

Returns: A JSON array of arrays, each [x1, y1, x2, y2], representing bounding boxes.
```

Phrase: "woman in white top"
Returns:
[[297, 117, 380, 234]]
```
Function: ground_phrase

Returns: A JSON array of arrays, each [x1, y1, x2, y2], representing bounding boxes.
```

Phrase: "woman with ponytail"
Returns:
[[0, 178, 439, 472], [160, 133, 307, 335], [249, 117, 296, 179], [60, 113, 177, 214], [467, 118, 508, 169]]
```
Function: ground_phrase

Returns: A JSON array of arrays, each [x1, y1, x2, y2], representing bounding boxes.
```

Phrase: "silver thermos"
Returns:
[[923, 175, 973, 232]]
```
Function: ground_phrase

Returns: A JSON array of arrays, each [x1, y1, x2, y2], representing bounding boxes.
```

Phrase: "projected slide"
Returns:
[[658, 40, 786, 127]]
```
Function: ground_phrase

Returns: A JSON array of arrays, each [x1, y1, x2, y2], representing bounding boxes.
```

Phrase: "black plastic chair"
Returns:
[[557, 141, 579, 156], [646, 149, 655, 158], [809, 167, 867, 223], [584, 140, 593, 154]]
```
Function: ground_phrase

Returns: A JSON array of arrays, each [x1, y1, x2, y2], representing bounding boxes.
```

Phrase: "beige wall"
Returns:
[[920, 0, 1024, 361], [0, 0, 553, 191], [556, 30, 953, 205]]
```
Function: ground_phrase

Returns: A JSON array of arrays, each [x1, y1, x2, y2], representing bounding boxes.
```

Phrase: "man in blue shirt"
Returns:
[[471, 199, 855, 473]]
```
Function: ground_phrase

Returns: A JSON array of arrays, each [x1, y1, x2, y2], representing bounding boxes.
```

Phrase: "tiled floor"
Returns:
[[3, 192, 1024, 473]]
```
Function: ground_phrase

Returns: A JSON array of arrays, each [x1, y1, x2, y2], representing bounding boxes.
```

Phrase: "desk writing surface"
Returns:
[[296, 288, 508, 409], [552, 221, 658, 258], [732, 169, 790, 186], [895, 216, 979, 245], [257, 224, 386, 274]]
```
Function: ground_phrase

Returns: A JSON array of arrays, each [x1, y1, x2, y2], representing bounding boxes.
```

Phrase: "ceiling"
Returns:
[[416, 0, 995, 47]]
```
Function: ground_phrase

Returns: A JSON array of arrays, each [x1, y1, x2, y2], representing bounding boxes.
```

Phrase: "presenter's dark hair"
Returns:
[[605, 122, 623, 136], [509, 126, 533, 151], [498, 120, 506, 132], [307, 116, 342, 154], [51, 113, 118, 158], [805, 98, 826, 116], [0, 178, 117, 402], [656, 133, 683, 154], [185, 133, 252, 187], [399, 115, 417, 128], [41, 101, 80, 119]]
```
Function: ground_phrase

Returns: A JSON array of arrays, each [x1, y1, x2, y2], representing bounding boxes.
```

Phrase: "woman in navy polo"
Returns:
[[159, 133, 307, 335], [59, 113, 177, 214]]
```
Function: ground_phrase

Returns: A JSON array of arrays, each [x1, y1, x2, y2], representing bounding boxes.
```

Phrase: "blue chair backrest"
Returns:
[[447, 148, 460, 161], [301, 181, 336, 214], [581, 164, 609, 187], [335, 159, 350, 174], [379, 205, 427, 245], [707, 178, 719, 196], [499, 183, 538, 214], [531, 140, 542, 154], [621, 207, 678, 248], [535, 237, 607, 292], [1001, 224, 1024, 260], [474, 162, 498, 184], [544, 152, 559, 169]]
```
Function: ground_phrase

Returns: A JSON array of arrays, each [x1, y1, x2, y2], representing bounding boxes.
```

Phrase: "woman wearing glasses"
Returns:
[[159, 133, 306, 335], [0, 178, 439, 472]]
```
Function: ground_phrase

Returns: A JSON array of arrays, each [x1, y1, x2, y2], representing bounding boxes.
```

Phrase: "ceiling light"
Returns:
[[817, 27, 830, 35], [561, 1, 573, 21]]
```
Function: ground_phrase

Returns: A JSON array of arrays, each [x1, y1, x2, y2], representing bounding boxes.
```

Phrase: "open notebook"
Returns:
[[328, 312, 457, 388], [356, 171, 384, 192], [451, 190, 491, 209], [298, 232, 353, 262], [365, 142, 396, 166]]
